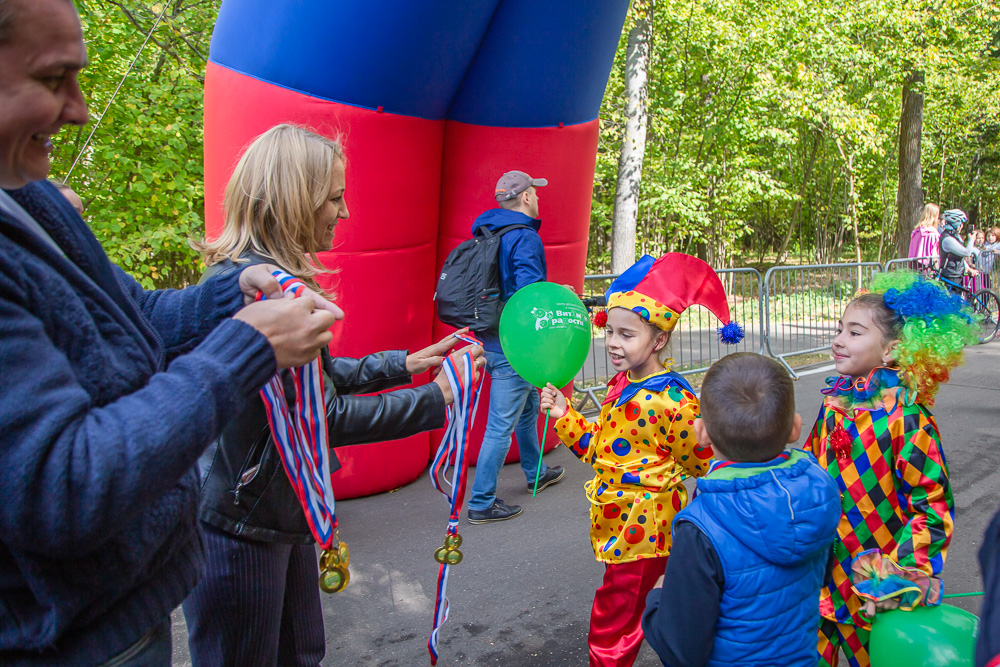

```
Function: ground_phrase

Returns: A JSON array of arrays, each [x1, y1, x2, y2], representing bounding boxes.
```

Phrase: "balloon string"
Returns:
[[942, 591, 985, 598], [532, 409, 550, 497]]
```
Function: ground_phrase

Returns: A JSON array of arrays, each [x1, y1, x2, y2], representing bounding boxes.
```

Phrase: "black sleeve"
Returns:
[[326, 385, 446, 447], [322, 350, 412, 395], [641, 521, 724, 667]]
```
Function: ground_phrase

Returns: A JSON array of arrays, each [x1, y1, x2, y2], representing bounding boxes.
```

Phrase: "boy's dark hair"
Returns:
[[699, 353, 795, 462]]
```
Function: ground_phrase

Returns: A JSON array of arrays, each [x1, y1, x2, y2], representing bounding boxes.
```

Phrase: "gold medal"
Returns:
[[434, 532, 463, 565], [319, 565, 349, 594], [318, 533, 350, 594]]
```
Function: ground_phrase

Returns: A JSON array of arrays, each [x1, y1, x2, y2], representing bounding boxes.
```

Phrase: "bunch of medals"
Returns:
[[319, 533, 350, 593], [433, 531, 463, 565], [257, 271, 351, 596], [427, 335, 483, 664]]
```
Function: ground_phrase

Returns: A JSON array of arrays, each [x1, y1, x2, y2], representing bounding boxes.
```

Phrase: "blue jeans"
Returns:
[[468, 349, 548, 511]]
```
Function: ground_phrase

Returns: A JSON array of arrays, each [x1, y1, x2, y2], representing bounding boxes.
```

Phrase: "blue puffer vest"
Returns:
[[680, 449, 841, 666]]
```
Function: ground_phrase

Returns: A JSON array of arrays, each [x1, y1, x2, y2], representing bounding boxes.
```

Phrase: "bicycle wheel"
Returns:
[[973, 289, 1000, 344]]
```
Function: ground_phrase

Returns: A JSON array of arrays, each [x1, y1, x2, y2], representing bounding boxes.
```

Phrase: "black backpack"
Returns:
[[434, 224, 532, 332], [938, 228, 966, 281]]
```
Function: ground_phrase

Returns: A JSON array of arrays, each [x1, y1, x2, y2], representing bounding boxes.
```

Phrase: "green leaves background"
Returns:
[[45, 1, 999, 287], [49, 0, 213, 289], [593, 0, 1000, 272]]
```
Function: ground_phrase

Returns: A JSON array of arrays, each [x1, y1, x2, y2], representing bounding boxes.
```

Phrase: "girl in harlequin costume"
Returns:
[[805, 271, 979, 667], [539, 253, 743, 667]]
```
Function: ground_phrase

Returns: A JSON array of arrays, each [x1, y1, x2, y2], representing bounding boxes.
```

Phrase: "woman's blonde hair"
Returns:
[[917, 203, 940, 229], [195, 124, 344, 295]]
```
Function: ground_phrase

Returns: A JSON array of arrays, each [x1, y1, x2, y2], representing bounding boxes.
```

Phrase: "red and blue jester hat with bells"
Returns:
[[592, 253, 744, 345]]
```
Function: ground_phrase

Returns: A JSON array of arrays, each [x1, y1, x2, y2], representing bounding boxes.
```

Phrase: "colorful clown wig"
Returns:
[[598, 253, 743, 343], [857, 271, 979, 405]]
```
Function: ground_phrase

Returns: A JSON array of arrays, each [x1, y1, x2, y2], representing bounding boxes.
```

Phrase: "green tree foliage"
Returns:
[[592, 0, 1000, 273], [49, 0, 219, 289]]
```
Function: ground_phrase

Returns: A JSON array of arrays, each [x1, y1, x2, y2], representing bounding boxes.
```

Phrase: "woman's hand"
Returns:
[[406, 327, 471, 375], [238, 263, 345, 321], [432, 345, 485, 405], [539, 382, 568, 420]]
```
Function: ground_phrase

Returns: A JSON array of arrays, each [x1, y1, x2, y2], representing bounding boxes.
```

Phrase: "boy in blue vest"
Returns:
[[641, 353, 841, 666]]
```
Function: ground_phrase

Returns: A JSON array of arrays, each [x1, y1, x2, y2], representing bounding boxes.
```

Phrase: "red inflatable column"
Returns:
[[432, 119, 600, 464], [204, 63, 445, 499]]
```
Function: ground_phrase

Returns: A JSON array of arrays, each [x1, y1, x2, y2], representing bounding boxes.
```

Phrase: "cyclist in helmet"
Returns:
[[938, 209, 978, 293]]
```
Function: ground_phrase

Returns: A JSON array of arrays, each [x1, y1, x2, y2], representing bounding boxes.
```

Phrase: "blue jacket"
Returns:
[[470, 208, 546, 353], [675, 450, 839, 666], [0, 182, 275, 664]]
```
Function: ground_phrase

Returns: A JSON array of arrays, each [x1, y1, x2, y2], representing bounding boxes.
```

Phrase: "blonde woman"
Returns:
[[908, 203, 941, 270], [183, 124, 482, 666]]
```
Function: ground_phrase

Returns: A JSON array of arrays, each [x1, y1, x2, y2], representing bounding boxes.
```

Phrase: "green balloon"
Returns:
[[869, 604, 979, 667], [499, 282, 591, 389]]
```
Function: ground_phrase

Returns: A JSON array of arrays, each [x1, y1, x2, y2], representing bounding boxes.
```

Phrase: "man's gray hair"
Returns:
[[0, 0, 74, 43]]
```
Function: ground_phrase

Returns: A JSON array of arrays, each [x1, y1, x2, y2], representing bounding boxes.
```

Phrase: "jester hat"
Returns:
[[597, 253, 744, 344]]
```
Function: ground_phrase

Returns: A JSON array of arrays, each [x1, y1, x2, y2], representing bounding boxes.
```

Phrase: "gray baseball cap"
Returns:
[[494, 170, 548, 201]]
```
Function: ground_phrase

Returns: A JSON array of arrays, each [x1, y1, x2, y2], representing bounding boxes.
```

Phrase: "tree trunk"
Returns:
[[896, 70, 924, 259], [611, 4, 652, 274], [776, 128, 820, 264]]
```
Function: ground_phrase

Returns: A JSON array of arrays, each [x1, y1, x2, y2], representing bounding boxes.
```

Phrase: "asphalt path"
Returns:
[[170, 343, 1000, 666]]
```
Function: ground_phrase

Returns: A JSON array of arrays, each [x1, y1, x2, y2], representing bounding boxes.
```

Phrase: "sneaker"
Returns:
[[527, 465, 565, 494], [467, 499, 523, 524]]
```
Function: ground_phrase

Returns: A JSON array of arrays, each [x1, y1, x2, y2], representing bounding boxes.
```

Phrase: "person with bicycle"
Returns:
[[938, 209, 978, 296]]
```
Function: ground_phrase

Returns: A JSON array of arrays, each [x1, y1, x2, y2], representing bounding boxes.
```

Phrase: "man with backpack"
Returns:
[[464, 170, 564, 523]]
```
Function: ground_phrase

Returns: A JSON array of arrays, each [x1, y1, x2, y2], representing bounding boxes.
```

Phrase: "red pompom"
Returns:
[[591, 309, 607, 328], [828, 424, 853, 460]]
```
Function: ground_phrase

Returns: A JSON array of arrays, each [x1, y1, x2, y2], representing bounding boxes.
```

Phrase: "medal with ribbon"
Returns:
[[427, 332, 484, 665], [257, 270, 349, 593]]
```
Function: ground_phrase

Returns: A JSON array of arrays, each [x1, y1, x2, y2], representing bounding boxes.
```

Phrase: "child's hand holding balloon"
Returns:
[[539, 382, 568, 420]]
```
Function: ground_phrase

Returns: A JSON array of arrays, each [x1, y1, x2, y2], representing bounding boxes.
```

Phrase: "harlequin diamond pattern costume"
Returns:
[[805, 369, 954, 667], [552, 253, 741, 667], [803, 270, 977, 667]]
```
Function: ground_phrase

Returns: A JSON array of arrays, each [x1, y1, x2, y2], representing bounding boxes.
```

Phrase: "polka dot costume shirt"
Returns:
[[553, 369, 713, 564]]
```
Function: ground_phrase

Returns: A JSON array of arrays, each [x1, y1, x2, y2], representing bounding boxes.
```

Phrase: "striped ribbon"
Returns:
[[427, 333, 484, 665], [257, 270, 338, 550]]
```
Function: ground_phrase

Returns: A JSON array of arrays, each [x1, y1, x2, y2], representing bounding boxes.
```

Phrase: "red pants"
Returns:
[[588, 556, 668, 667]]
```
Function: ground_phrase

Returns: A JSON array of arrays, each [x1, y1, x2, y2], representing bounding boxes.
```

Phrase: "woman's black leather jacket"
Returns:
[[196, 257, 446, 543]]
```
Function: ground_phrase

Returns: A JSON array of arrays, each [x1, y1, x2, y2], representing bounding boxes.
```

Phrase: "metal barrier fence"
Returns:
[[572, 257, 996, 410], [885, 255, 1000, 292], [574, 268, 764, 411], [884, 255, 938, 275], [762, 262, 883, 378]]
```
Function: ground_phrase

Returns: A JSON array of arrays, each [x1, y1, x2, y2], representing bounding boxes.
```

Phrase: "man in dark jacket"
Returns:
[[0, 0, 340, 663], [467, 170, 565, 523]]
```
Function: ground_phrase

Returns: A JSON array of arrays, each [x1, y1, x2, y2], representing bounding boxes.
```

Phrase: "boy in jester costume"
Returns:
[[804, 271, 979, 667], [540, 253, 743, 667]]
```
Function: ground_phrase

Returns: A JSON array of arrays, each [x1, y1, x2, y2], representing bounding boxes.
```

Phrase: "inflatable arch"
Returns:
[[205, 0, 630, 499]]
